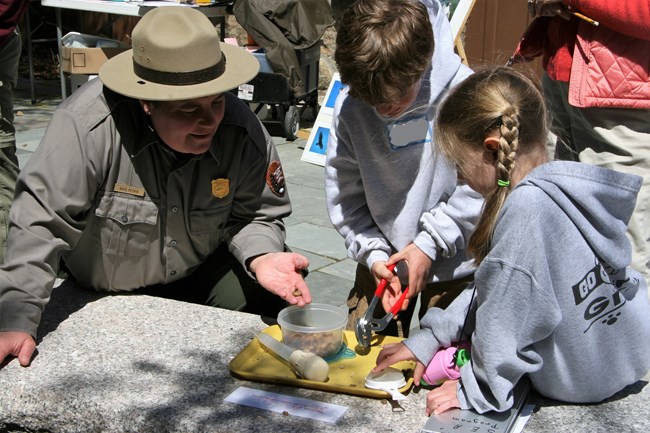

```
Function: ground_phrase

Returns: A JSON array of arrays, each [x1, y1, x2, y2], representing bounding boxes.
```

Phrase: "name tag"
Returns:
[[387, 115, 432, 149], [114, 183, 145, 197]]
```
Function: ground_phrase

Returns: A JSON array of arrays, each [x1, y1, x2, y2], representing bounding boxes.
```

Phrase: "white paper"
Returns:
[[224, 386, 347, 424]]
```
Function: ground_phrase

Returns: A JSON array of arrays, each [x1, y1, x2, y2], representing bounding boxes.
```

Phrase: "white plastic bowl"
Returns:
[[277, 303, 347, 358]]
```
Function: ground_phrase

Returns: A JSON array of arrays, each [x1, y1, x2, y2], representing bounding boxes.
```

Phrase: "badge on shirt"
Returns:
[[266, 160, 286, 197], [211, 178, 230, 199], [114, 183, 145, 197]]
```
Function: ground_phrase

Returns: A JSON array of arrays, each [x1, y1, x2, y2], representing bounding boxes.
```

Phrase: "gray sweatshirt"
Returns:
[[405, 161, 650, 412], [325, 0, 483, 282]]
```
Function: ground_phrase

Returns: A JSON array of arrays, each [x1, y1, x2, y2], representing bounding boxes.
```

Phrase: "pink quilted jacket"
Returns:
[[569, 21, 650, 109], [510, 1, 650, 109]]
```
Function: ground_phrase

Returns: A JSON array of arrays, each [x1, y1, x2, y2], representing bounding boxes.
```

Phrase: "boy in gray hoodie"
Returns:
[[375, 67, 650, 414], [325, 0, 483, 336]]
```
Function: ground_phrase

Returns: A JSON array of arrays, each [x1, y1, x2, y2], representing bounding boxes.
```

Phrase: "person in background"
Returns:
[[325, 0, 483, 337], [518, 0, 650, 286], [0, 7, 311, 367], [374, 67, 650, 415], [0, 0, 30, 263]]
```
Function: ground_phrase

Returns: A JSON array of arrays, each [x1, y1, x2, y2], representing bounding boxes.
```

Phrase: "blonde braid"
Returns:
[[467, 111, 520, 263], [496, 112, 520, 187]]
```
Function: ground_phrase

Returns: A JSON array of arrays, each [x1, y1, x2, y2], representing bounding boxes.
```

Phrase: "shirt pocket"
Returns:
[[92, 194, 159, 257], [188, 204, 231, 257]]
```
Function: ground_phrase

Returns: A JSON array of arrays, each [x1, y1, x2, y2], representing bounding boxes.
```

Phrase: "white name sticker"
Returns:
[[387, 115, 432, 149]]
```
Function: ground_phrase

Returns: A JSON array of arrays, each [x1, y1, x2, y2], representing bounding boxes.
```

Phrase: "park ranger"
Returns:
[[0, 6, 311, 367]]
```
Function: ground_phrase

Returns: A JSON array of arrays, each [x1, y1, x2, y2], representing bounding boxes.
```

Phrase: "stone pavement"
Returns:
[[13, 77, 356, 309]]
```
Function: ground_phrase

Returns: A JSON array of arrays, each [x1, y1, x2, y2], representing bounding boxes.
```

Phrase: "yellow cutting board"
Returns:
[[229, 325, 415, 398]]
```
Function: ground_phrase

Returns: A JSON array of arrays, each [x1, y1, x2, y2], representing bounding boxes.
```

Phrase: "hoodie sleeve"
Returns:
[[415, 181, 483, 263], [403, 285, 477, 365], [325, 106, 393, 268]]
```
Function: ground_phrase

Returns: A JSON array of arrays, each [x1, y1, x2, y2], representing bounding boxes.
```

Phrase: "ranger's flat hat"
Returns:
[[100, 7, 259, 101]]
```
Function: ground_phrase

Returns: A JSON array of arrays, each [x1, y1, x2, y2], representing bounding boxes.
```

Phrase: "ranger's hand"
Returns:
[[0, 331, 36, 367], [249, 252, 312, 306]]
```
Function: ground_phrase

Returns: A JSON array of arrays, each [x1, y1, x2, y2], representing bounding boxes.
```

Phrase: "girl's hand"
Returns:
[[426, 379, 461, 415], [373, 342, 415, 372], [374, 342, 427, 384]]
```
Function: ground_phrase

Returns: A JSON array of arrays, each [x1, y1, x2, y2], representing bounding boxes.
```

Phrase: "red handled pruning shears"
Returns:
[[355, 263, 409, 348]]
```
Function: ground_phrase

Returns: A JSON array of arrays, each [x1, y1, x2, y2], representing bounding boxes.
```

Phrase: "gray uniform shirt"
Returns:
[[0, 79, 291, 337]]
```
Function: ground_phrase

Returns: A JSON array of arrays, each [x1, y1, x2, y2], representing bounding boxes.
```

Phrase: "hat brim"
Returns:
[[99, 42, 260, 101]]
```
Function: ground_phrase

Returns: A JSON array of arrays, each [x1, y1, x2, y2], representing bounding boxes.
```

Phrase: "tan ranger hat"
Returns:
[[99, 6, 259, 101]]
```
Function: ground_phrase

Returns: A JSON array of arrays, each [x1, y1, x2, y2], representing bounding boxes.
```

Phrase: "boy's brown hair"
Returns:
[[334, 0, 434, 107]]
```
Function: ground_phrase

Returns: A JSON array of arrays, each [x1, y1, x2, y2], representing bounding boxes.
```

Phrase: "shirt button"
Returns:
[[121, 216, 128, 223], [171, 206, 178, 213], [170, 270, 177, 276], [170, 240, 177, 247]]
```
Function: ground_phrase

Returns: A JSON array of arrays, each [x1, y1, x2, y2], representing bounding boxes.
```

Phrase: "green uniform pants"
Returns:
[[135, 244, 288, 318]]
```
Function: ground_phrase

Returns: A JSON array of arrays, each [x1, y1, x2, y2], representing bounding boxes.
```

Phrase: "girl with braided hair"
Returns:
[[375, 67, 650, 415]]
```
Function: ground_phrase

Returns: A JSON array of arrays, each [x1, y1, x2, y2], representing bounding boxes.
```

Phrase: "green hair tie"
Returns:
[[497, 179, 510, 187]]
